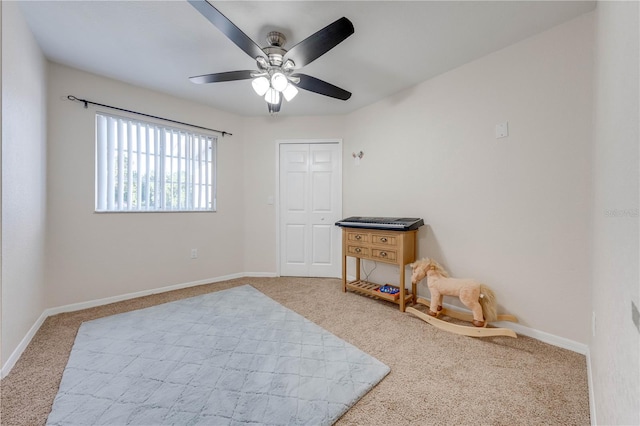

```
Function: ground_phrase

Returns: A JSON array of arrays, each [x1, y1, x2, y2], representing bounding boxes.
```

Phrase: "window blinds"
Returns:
[[95, 113, 216, 212]]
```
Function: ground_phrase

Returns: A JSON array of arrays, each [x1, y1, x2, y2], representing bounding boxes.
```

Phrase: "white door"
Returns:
[[279, 142, 342, 277]]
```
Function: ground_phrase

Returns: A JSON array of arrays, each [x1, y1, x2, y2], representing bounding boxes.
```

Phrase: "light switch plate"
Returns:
[[496, 122, 509, 138]]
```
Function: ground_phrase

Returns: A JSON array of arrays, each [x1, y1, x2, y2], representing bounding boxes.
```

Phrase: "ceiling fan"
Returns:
[[187, 0, 354, 114]]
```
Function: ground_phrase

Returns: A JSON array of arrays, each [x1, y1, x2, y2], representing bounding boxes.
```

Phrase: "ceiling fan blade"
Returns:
[[283, 17, 354, 68], [291, 73, 351, 100], [188, 0, 266, 60], [189, 70, 255, 84]]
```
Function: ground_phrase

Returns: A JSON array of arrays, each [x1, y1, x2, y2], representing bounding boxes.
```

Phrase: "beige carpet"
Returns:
[[1, 277, 590, 425]]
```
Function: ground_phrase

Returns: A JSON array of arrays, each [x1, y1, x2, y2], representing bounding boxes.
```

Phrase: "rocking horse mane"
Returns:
[[413, 258, 450, 278], [427, 259, 450, 278]]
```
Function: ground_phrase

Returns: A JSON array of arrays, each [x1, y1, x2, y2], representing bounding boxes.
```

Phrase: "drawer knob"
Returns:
[[380, 251, 387, 257], [355, 235, 362, 240], [380, 237, 388, 243], [355, 248, 361, 253]]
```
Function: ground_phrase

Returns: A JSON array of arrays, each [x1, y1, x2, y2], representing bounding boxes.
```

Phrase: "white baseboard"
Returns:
[[1, 310, 49, 379], [2, 273, 588, 378], [1, 272, 266, 378], [490, 320, 588, 354], [243, 272, 278, 278], [44, 273, 245, 317]]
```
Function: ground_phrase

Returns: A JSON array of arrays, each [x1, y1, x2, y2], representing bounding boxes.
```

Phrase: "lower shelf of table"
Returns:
[[345, 280, 413, 305]]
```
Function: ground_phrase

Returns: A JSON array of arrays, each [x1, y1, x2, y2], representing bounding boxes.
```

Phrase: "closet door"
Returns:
[[279, 142, 342, 277]]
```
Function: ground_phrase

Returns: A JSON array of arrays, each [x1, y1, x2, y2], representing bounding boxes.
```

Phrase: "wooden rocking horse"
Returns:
[[406, 258, 518, 338]]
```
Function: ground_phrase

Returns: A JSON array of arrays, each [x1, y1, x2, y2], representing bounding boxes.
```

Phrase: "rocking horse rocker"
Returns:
[[406, 258, 519, 338]]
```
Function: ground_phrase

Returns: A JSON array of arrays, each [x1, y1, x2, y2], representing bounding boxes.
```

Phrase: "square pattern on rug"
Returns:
[[46, 285, 390, 425]]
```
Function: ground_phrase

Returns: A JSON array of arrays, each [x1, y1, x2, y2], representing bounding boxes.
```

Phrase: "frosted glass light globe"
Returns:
[[282, 83, 298, 102], [252, 77, 270, 96], [264, 88, 280, 105], [270, 72, 289, 92]]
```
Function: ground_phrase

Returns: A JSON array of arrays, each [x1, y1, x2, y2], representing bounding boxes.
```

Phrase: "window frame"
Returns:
[[94, 111, 217, 213]]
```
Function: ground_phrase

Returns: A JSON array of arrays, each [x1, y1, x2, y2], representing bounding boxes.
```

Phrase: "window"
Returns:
[[95, 112, 216, 212]]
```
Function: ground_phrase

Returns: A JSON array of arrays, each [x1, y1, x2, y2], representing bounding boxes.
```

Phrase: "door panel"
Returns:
[[312, 172, 332, 211], [286, 172, 306, 211], [285, 225, 305, 263], [311, 224, 332, 265]]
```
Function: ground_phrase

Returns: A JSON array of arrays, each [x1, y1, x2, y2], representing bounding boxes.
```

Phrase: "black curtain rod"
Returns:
[[67, 95, 232, 137]]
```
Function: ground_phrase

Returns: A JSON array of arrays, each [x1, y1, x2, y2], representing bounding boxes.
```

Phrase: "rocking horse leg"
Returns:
[[428, 304, 443, 314], [471, 319, 485, 327], [429, 290, 443, 317], [460, 291, 485, 327], [470, 302, 485, 327]]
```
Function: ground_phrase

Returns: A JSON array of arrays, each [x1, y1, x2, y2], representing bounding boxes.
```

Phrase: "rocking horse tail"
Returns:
[[479, 285, 498, 323]]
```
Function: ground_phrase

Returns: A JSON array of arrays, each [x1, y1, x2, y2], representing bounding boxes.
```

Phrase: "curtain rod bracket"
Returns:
[[67, 94, 232, 137]]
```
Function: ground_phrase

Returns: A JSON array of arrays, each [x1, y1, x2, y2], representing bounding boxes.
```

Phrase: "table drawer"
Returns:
[[371, 234, 397, 246], [371, 248, 397, 261], [347, 245, 370, 257], [347, 232, 370, 243]]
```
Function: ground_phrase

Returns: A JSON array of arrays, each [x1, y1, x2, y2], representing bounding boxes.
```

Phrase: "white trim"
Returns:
[[1, 310, 49, 379], [2, 272, 589, 379], [44, 273, 243, 317], [490, 320, 588, 354], [243, 272, 277, 278], [0, 272, 269, 378]]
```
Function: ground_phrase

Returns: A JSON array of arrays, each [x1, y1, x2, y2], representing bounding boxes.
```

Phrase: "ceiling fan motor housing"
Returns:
[[262, 32, 289, 68], [266, 31, 286, 47]]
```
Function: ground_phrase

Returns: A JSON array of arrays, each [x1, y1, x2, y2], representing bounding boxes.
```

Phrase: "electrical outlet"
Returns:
[[632, 302, 640, 334], [190, 249, 198, 259]]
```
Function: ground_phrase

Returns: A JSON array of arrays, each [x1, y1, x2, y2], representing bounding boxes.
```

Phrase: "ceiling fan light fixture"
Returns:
[[265, 88, 280, 105], [252, 76, 270, 96], [282, 83, 298, 102], [256, 56, 269, 69], [283, 59, 295, 72], [270, 72, 289, 92]]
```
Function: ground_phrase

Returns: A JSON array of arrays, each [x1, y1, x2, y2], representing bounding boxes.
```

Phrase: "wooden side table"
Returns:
[[341, 227, 418, 312]]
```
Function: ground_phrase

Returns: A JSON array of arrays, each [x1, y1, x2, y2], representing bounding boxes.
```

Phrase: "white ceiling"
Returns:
[[18, 1, 596, 117]]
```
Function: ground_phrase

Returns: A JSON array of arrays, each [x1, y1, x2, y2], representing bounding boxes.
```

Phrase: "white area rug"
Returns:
[[46, 285, 390, 425]]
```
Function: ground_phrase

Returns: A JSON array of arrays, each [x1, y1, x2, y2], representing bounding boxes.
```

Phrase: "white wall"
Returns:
[[343, 13, 594, 344], [591, 1, 639, 424], [242, 115, 346, 274], [1, 2, 48, 366], [1, 0, 605, 371], [45, 63, 246, 308]]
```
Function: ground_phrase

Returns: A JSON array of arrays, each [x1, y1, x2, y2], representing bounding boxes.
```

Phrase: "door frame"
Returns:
[[275, 139, 343, 277]]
